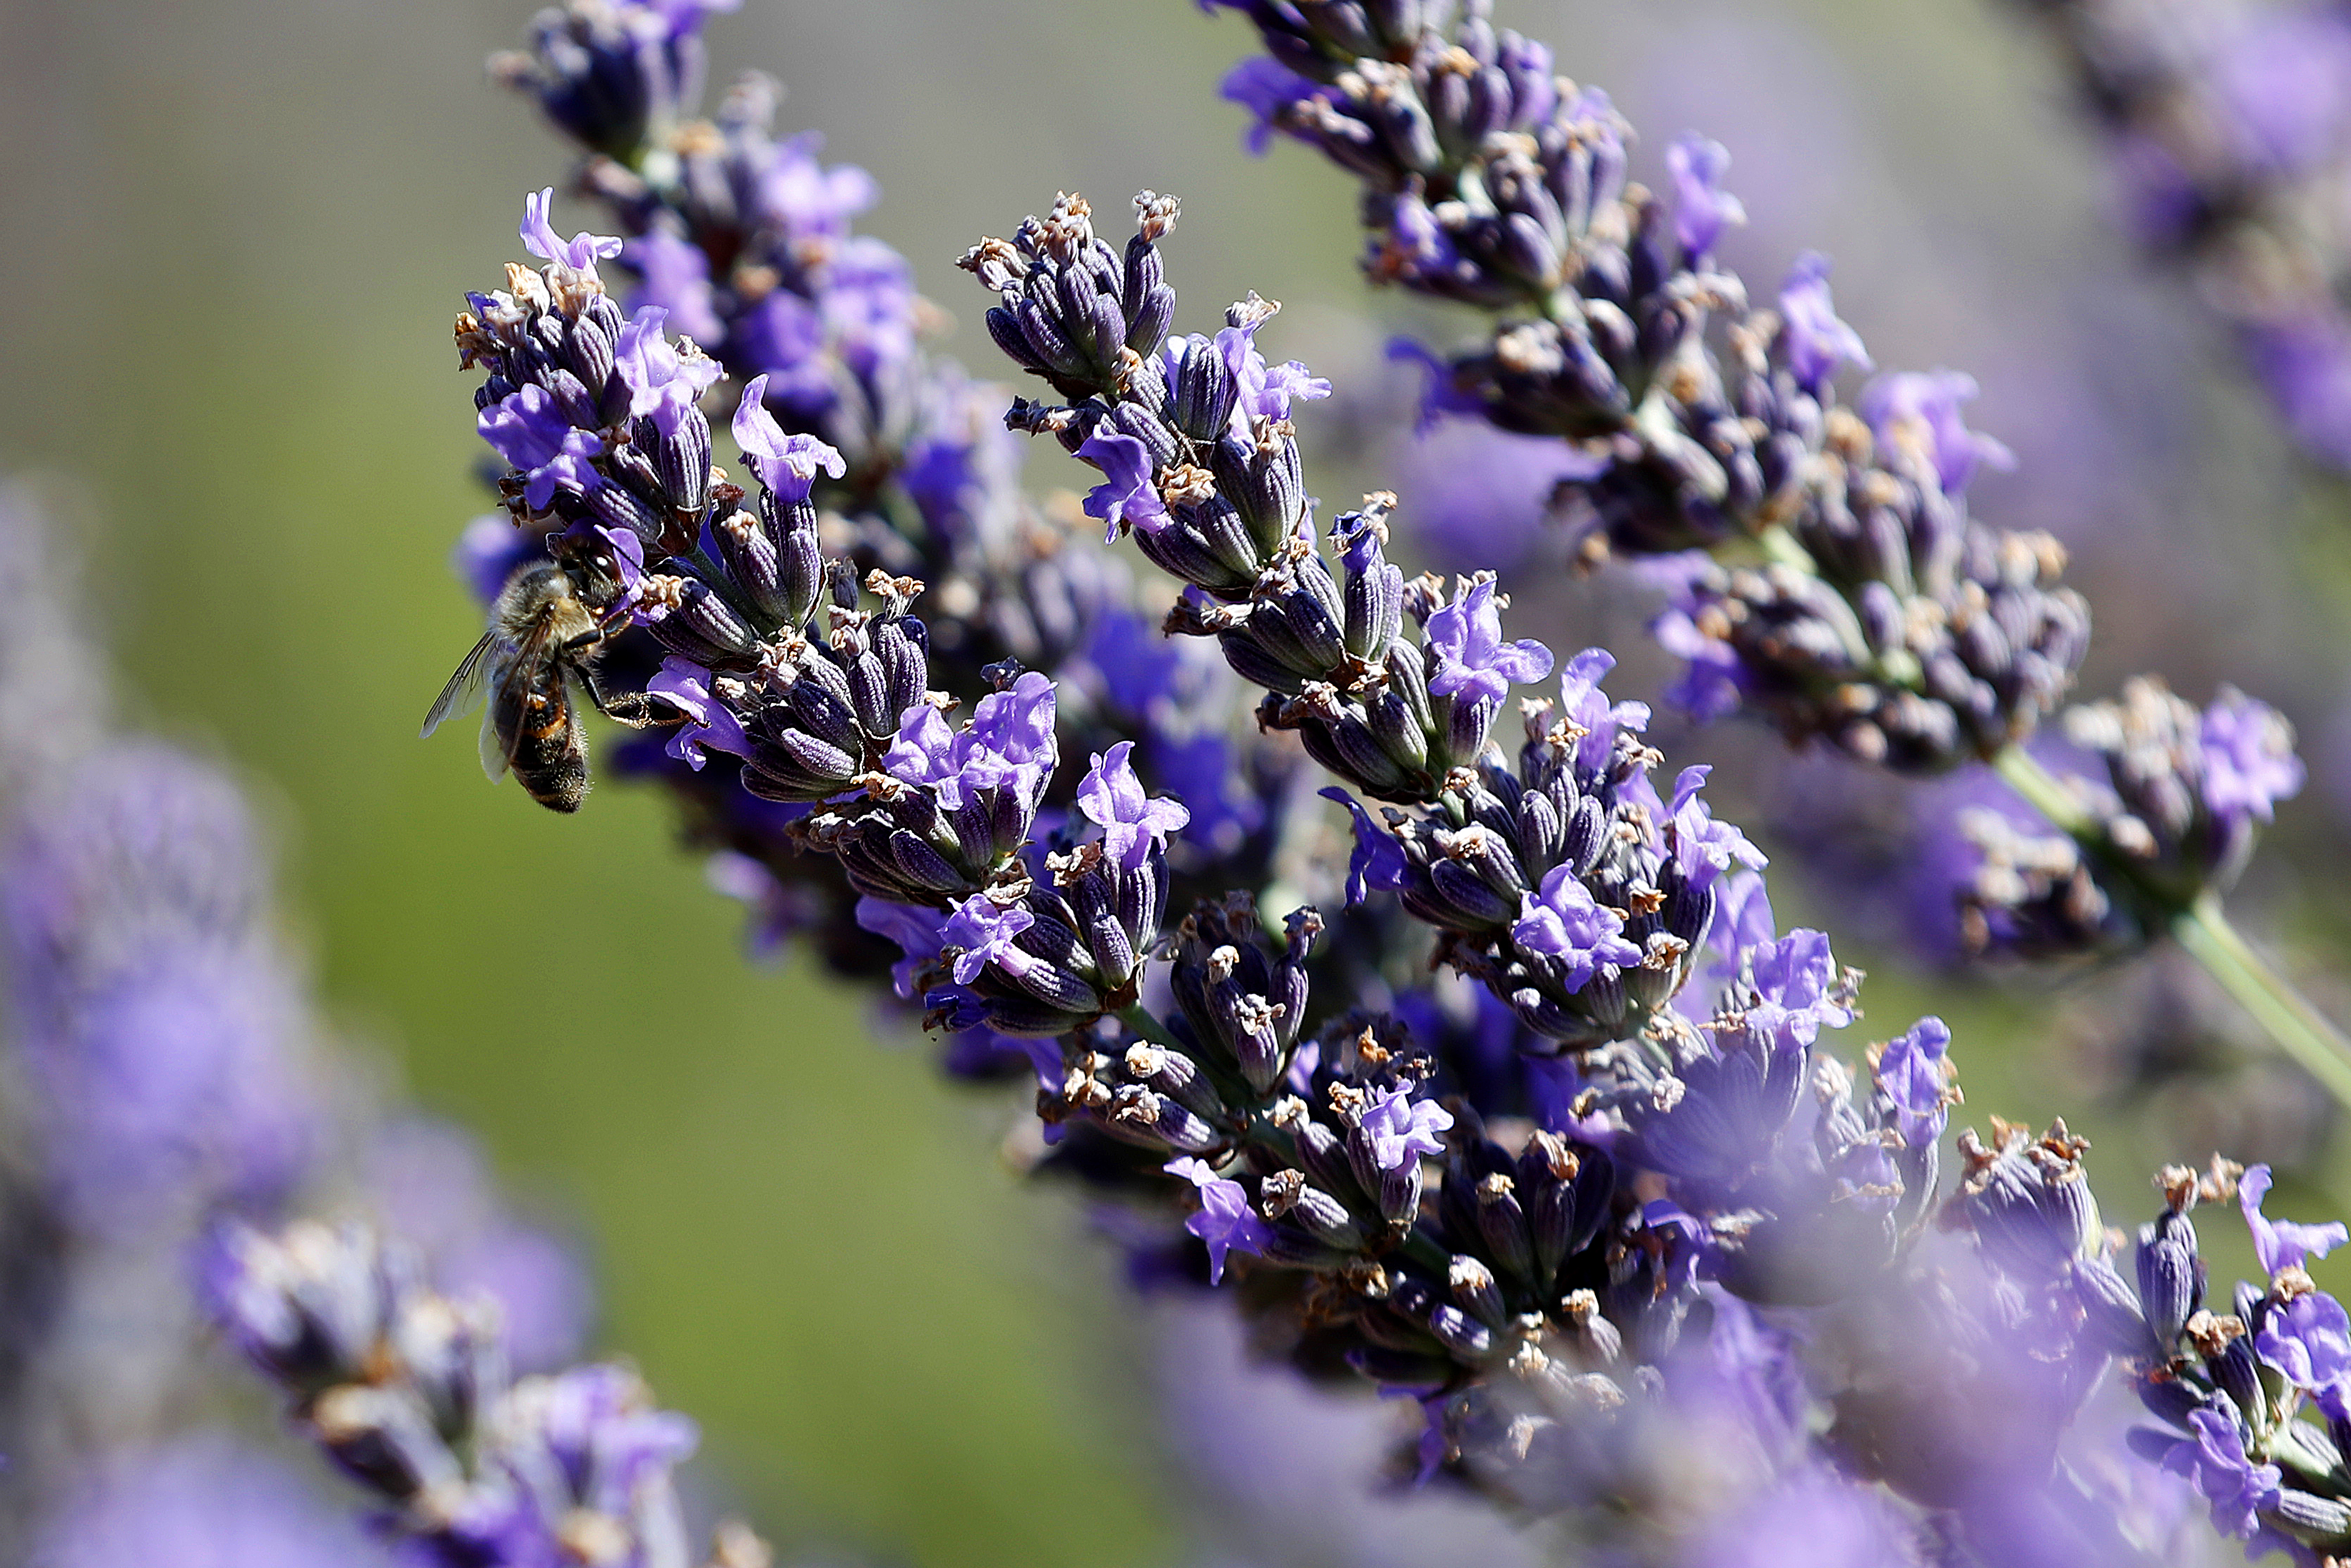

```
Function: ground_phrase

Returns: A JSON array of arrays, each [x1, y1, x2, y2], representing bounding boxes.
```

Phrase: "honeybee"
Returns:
[[421, 545, 655, 813]]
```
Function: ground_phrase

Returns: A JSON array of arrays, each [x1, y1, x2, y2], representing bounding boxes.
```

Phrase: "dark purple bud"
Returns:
[[635, 573, 760, 668]]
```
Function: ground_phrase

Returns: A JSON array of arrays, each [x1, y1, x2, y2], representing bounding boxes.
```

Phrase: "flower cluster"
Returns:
[[1958, 1148, 2351, 1559], [209, 1219, 763, 1568], [466, 3, 1295, 1037], [0, 477, 757, 1563], [1958, 679, 2308, 956], [1203, 0, 2091, 772], [2009, 0, 2351, 468], [1194, 0, 2320, 977], [398, 3, 2351, 1564]]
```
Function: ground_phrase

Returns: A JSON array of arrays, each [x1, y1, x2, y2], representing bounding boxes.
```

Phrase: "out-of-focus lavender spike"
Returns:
[[30, 1433, 395, 1568], [363, 1119, 595, 1374], [2008, 0, 2351, 468], [3, 743, 319, 1239], [208, 1217, 766, 1568]]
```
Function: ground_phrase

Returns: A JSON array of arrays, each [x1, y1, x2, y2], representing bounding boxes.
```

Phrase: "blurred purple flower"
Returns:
[[1858, 370, 2015, 497], [35, 1434, 391, 1568], [519, 186, 622, 272], [1665, 132, 1746, 258]]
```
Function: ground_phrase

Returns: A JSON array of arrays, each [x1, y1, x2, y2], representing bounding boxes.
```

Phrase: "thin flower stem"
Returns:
[[2172, 891, 2351, 1111], [1989, 742, 2098, 839], [1117, 1003, 1189, 1056], [1995, 744, 2351, 1103]]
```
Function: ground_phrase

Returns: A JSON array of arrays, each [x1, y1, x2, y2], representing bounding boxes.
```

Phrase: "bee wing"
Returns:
[[422, 632, 498, 741], [475, 615, 567, 784], [478, 705, 511, 783]]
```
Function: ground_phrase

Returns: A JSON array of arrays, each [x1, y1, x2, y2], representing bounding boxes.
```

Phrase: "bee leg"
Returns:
[[577, 665, 670, 730]]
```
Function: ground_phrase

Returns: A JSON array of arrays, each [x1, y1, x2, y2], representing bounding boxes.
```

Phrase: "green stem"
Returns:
[[2172, 893, 2351, 1110], [1755, 522, 1819, 575], [1116, 1003, 1188, 1056], [1989, 744, 2097, 838], [1996, 744, 2351, 1104]]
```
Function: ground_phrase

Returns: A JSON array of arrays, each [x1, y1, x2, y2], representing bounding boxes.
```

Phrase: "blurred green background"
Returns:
[[1, 0, 2346, 1562]]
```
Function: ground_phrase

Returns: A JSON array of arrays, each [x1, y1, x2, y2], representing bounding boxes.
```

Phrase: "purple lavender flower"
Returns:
[[731, 376, 846, 500], [34, 1434, 393, 1568], [2160, 1408, 2284, 1539], [487, 1363, 700, 1548], [645, 655, 749, 770], [1857, 370, 2017, 497], [883, 674, 1059, 812], [2240, 1163, 2349, 1277], [1321, 786, 1410, 906], [519, 186, 622, 273], [1875, 1016, 1954, 1148], [961, 671, 1059, 793], [1076, 741, 1190, 870], [1425, 580, 1554, 709], [1164, 1157, 1270, 1284], [2201, 688, 2305, 828], [620, 224, 722, 343], [1554, 645, 1652, 774], [756, 128, 879, 242], [1219, 308, 1331, 423], [940, 894, 1038, 985], [211, 1218, 745, 1566], [1218, 55, 1332, 156], [1665, 133, 1746, 259], [3, 743, 317, 1236], [476, 383, 603, 511], [1744, 930, 1852, 1048], [1512, 866, 1642, 992], [2255, 1289, 2351, 1389], [1778, 252, 1872, 395], [1665, 765, 1767, 891], [1357, 1085, 1453, 1171], [1699, 871, 1777, 995], [1076, 427, 1173, 541], [613, 305, 721, 438]]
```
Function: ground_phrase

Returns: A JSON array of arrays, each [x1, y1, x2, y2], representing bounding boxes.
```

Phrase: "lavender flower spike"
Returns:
[[2161, 1409, 2285, 1541], [210, 1218, 764, 1567], [1078, 741, 1190, 869]]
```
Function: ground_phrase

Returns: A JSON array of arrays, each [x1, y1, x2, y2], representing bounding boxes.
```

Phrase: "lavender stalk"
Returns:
[[1192, 0, 2347, 1090]]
